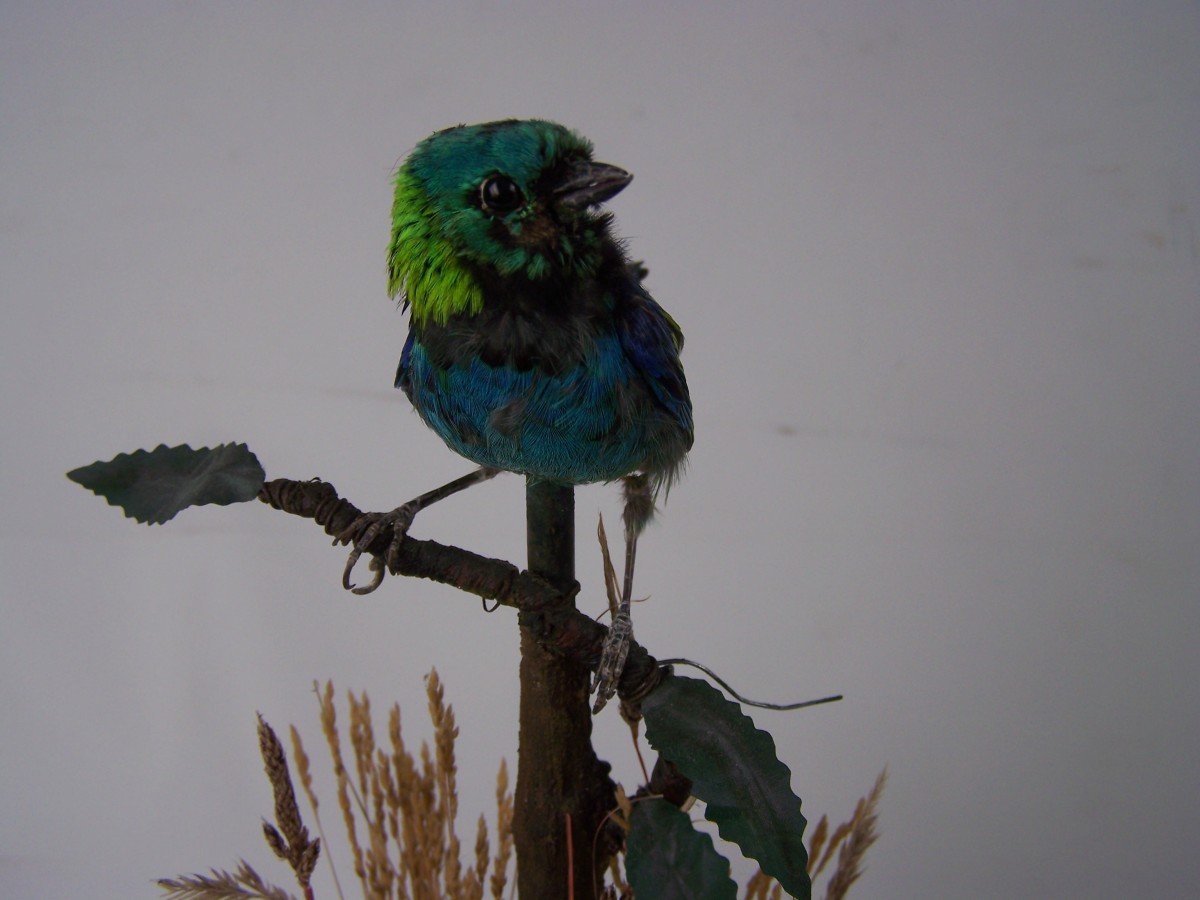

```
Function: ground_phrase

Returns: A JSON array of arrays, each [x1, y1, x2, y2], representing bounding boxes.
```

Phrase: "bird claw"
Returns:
[[591, 609, 633, 714], [336, 501, 420, 595], [342, 552, 385, 595]]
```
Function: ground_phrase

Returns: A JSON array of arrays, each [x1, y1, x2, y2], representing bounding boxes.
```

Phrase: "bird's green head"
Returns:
[[388, 119, 632, 325]]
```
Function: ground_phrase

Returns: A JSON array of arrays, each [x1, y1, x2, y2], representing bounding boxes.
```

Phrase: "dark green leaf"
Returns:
[[625, 798, 737, 900], [67, 443, 265, 524], [642, 673, 810, 899]]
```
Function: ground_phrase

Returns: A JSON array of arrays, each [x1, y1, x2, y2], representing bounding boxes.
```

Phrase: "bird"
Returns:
[[342, 119, 693, 711]]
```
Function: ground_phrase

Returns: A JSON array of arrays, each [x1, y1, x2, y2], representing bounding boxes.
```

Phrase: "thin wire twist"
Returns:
[[657, 658, 842, 711]]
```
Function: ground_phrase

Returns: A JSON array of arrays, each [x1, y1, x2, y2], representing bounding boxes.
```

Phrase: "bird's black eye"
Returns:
[[479, 175, 525, 216]]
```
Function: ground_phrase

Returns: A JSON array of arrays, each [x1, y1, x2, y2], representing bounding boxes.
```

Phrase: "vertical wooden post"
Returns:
[[515, 478, 613, 898]]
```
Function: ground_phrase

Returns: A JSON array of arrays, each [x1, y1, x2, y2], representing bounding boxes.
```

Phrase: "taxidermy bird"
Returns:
[[343, 119, 693, 710]]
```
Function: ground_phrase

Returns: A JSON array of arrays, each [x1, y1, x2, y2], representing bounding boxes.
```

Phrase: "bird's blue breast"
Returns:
[[397, 330, 679, 485]]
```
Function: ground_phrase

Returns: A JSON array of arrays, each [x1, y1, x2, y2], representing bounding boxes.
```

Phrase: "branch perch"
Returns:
[[258, 477, 664, 709]]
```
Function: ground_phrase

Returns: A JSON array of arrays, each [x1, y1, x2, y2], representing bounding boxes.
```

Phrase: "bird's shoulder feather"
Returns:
[[613, 279, 693, 443]]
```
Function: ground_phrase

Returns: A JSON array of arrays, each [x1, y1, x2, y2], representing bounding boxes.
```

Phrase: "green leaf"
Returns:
[[625, 798, 737, 900], [67, 443, 265, 525], [642, 673, 811, 899]]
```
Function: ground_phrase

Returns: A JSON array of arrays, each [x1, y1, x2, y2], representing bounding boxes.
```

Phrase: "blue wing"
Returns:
[[615, 282, 694, 452], [395, 329, 416, 395]]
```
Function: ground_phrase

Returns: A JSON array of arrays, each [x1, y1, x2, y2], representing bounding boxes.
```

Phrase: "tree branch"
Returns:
[[257, 477, 664, 709]]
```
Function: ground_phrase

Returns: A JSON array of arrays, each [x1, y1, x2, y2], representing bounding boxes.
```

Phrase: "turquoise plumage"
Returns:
[[349, 119, 692, 709], [391, 119, 692, 493]]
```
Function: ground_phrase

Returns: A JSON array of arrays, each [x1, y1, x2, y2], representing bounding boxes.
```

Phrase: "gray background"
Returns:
[[3, 3, 1197, 897]]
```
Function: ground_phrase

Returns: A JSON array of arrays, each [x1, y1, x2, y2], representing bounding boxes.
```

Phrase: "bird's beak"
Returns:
[[553, 161, 632, 211]]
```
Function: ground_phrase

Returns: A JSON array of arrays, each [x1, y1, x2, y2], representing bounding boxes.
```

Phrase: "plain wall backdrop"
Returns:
[[2, 2, 1198, 897]]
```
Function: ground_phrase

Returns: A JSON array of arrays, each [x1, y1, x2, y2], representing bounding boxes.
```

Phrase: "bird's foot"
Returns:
[[591, 608, 633, 714], [336, 500, 420, 595]]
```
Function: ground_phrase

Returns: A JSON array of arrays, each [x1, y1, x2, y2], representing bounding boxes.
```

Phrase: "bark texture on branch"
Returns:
[[258, 477, 663, 705]]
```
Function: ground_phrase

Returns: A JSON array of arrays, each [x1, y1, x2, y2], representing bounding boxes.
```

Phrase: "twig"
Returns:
[[259, 478, 664, 710]]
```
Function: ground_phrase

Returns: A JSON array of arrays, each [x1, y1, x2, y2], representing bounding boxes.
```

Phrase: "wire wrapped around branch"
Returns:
[[257, 477, 662, 710]]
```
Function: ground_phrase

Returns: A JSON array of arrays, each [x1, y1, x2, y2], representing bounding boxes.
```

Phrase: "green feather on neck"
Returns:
[[387, 168, 483, 326]]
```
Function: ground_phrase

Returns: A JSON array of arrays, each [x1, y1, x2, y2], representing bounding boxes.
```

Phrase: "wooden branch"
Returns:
[[257, 477, 663, 711]]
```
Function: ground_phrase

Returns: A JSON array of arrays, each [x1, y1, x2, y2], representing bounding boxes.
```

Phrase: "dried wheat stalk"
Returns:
[[489, 759, 514, 900], [257, 715, 321, 892], [293, 673, 514, 900], [159, 715, 321, 900], [318, 681, 368, 887], [158, 860, 295, 899], [823, 768, 887, 900], [290, 724, 346, 900]]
